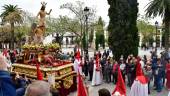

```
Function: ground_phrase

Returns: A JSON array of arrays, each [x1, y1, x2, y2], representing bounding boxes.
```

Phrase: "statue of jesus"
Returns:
[[37, 2, 52, 27], [31, 2, 52, 44]]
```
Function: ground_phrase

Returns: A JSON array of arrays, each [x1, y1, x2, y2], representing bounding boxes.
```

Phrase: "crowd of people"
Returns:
[[73, 48, 170, 96], [1, 47, 170, 96]]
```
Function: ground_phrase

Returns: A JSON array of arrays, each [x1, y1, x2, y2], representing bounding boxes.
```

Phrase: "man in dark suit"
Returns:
[[88, 57, 94, 81]]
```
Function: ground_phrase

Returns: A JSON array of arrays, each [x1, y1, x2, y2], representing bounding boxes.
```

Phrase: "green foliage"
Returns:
[[0, 4, 23, 24], [137, 20, 155, 45], [162, 29, 165, 47], [95, 17, 105, 50], [0, 25, 11, 43], [0, 4, 24, 49], [75, 37, 81, 45], [146, 0, 170, 50], [95, 33, 99, 50], [45, 16, 81, 36], [107, 0, 139, 60], [15, 25, 29, 35], [89, 28, 94, 43]]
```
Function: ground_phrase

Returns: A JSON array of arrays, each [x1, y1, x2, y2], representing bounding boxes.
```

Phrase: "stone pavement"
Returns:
[[68, 79, 169, 96]]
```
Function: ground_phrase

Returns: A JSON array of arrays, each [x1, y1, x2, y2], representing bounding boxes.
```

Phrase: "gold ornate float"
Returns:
[[12, 63, 76, 89], [14, 43, 77, 96]]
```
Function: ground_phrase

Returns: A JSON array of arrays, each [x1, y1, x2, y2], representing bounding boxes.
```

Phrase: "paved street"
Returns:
[[68, 80, 169, 96]]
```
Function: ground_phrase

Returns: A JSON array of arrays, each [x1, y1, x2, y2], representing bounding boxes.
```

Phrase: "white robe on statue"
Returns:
[[168, 91, 170, 96], [91, 62, 102, 86], [73, 59, 83, 75], [129, 80, 148, 96]]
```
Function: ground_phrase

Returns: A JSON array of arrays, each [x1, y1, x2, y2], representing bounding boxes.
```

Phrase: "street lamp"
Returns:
[[155, 21, 158, 55], [84, 7, 90, 60]]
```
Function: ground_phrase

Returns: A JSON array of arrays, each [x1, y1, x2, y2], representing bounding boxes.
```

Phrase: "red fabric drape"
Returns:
[[112, 67, 126, 96], [3, 49, 8, 57], [36, 62, 43, 80], [96, 54, 100, 71], [166, 64, 170, 89], [77, 71, 87, 96], [136, 57, 148, 84], [32, 58, 43, 80]]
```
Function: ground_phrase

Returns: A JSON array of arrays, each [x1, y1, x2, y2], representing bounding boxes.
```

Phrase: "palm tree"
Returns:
[[146, 0, 170, 50], [0, 4, 23, 49]]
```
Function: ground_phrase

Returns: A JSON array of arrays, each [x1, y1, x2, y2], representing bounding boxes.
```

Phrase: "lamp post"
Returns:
[[155, 21, 158, 55], [84, 7, 90, 60]]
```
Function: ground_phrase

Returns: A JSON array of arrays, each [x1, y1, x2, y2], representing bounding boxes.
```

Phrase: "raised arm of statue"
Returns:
[[46, 9, 52, 15]]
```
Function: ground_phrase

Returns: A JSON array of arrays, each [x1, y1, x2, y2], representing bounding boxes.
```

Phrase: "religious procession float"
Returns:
[[12, 2, 76, 96]]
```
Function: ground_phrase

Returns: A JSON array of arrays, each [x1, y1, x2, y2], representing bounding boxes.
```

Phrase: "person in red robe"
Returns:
[[112, 66, 126, 96], [166, 59, 170, 90], [91, 53, 102, 86], [77, 70, 88, 96], [129, 56, 148, 96], [2, 48, 8, 57]]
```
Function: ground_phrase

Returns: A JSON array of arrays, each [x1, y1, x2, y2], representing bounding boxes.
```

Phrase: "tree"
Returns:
[[89, 26, 94, 47], [60, 1, 96, 55], [146, 0, 170, 51], [60, 1, 85, 45], [107, 0, 139, 60], [15, 25, 29, 47], [137, 19, 155, 46], [0, 4, 24, 49], [95, 17, 105, 50], [0, 25, 11, 47], [15, 31, 25, 48]]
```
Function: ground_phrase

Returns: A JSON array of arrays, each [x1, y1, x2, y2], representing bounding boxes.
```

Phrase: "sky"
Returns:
[[0, 0, 162, 25]]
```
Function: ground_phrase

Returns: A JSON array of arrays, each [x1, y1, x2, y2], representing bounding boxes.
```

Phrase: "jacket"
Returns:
[[0, 70, 16, 96]]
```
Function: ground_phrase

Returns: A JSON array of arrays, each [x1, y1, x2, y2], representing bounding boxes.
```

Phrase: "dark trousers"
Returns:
[[155, 76, 163, 92], [89, 71, 93, 81], [112, 73, 117, 84], [162, 71, 165, 85], [127, 73, 131, 87], [105, 72, 112, 83], [121, 71, 125, 82], [148, 80, 150, 94], [153, 75, 156, 87], [83, 66, 88, 76], [130, 73, 136, 87]]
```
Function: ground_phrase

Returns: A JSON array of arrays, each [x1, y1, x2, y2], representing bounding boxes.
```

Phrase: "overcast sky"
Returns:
[[0, 0, 162, 25]]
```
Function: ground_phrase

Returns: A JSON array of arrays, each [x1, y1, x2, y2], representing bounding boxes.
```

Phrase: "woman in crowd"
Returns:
[[119, 58, 126, 82], [126, 55, 132, 87], [155, 58, 164, 92], [112, 61, 119, 84], [144, 61, 152, 94], [104, 59, 112, 83]]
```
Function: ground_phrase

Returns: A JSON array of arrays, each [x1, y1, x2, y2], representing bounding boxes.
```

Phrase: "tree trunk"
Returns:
[[164, 10, 170, 51], [80, 20, 84, 56], [11, 22, 15, 50], [19, 40, 22, 51]]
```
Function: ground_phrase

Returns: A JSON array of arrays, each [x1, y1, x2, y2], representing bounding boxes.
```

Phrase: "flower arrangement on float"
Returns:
[[22, 43, 60, 51]]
